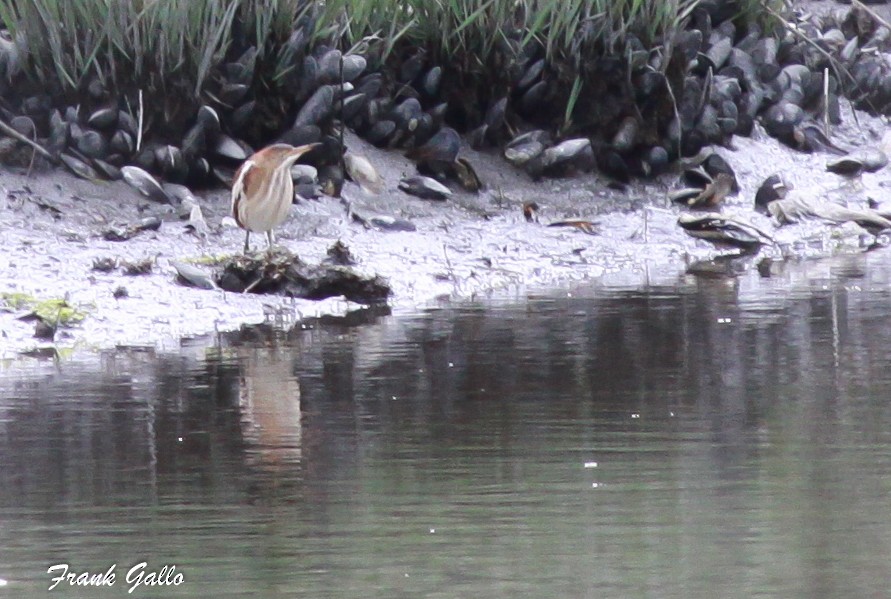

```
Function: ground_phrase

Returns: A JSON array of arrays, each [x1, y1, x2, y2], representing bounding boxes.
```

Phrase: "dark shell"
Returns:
[[453, 158, 482, 192], [155, 144, 188, 181], [215, 135, 252, 161], [677, 212, 765, 250], [318, 49, 343, 83], [484, 97, 508, 130], [404, 127, 460, 163], [118, 110, 138, 136], [398, 175, 452, 200], [88, 107, 119, 130], [643, 146, 669, 176], [516, 58, 545, 90], [92, 158, 122, 180], [399, 52, 425, 84], [520, 80, 548, 113], [612, 117, 639, 153], [48, 110, 69, 154], [279, 124, 322, 147], [75, 129, 108, 159], [428, 102, 448, 127], [9, 115, 35, 137], [702, 153, 738, 193], [230, 100, 256, 132], [365, 120, 396, 146], [420, 66, 442, 97], [391, 97, 423, 132], [294, 85, 334, 128], [110, 130, 135, 156], [341, 54, 367, 82], [219, 83, 249, 106], [468, 125, 488, 150], [121, 165, 171, 203], [60, 153, 99, 180], [754, 174, 787, 211]]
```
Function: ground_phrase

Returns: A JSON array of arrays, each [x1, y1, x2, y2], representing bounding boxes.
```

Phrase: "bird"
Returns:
[[231, 143, 317, 253]]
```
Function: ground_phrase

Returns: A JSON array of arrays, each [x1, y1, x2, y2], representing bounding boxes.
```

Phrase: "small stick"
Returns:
[[0, 118, 55, 162], [823, 67, 830, 138], [136, 89, 144, 153]]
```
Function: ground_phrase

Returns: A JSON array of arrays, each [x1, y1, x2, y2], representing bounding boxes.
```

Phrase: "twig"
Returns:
[[853, 0, 891, 31], [0, 118, 56, 163], [823, 67, 830, 138], [136, 89, 144, 153]]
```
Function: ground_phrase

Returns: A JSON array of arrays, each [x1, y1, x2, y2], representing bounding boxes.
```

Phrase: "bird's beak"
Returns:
[[290, 142, 321, 159]]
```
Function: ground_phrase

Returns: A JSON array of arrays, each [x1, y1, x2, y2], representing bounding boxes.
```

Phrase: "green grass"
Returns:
[[0, 0, 775, 131]]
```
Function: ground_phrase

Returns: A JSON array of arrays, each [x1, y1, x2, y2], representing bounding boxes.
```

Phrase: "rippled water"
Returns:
[[3, 254, 891, 598]]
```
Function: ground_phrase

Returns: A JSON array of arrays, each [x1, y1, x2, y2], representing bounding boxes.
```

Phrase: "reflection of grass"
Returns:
[[1, 292, 87, 326]]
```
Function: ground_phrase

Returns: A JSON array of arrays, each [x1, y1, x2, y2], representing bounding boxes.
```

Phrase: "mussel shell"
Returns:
[[338, 93, 368, 122], [468, 125, 488, 150], [484, 97, 508, 130], [155, 144, 188, 181], [341, 54, 367, 82], [318, 163, 345, 196], [404, 126, 460, 163], [60, 153, 99, 180], [541, 138, 591, 168], [420, 66, 442, 97], [520, 80, 548, 114], [219, 83, 250, 106], [398, 175, 452, 200], [121, 165, 171, 203], [48, 110, 69, 154], [452, 158, 482, 192], [110, 130, 135, 156], [516, 58, 545, 90], [612, 117, 639, 153], [344, 152, 384, 194], [75, 129, 108, 159], [9, 115, 35, 137], [230, 100, 256, 132], [702, 153, 738, 192], [294, 85, 334, 128], [318, 49, 343, 83], [215, 135, 252, 161], [278, 124, 322, 147], [365, 120, 396, 146], [92, 158, 122, 180], [118, 110, 138, 136], [88, 107, 119, 130], [703, 37, 732, 71], [290, 164, 318, 184], [754, 174, 786, 210], [399, 52, 425, 84], [391, 97, 423, 132]]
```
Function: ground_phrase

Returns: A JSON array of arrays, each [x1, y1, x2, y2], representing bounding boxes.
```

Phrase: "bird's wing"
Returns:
[[230, 159, 255, 220]]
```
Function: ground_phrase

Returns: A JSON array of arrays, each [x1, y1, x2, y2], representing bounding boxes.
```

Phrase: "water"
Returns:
[[3, 255, 891, 598]]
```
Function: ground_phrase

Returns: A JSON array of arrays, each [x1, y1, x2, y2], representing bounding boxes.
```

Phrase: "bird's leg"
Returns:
[[266, 230, 275, 251], [243, 231, 250, 254]]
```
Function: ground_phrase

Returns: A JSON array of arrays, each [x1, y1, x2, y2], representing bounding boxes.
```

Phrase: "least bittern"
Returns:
[[231, 143, 317, 253]]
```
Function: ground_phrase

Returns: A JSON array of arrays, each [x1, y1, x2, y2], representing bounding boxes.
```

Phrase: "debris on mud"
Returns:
[[214, 246, 390, 304]]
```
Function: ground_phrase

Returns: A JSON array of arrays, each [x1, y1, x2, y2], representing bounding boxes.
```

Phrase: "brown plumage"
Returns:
[[231, 143, 317, 252]]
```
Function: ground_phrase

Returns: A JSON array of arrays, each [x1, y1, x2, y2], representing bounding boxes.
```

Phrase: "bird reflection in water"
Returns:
[[236, 346, 303, 496]]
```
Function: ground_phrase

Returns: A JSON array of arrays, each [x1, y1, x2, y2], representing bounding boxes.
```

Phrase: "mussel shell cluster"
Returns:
[[0, 0, 887, 193]]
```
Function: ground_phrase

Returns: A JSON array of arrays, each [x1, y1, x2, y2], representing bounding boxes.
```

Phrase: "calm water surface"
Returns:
[[3, 255, 891, 598]]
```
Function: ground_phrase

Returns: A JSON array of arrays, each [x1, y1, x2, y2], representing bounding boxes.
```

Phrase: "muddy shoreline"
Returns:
[[2, 101, 890, 359]]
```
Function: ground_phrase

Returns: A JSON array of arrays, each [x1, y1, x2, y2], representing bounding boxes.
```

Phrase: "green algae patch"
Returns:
[[1, 293, 88, 327]]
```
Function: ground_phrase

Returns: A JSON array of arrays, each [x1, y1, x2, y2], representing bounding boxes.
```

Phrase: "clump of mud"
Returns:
[[215, 247, 390, 304]]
